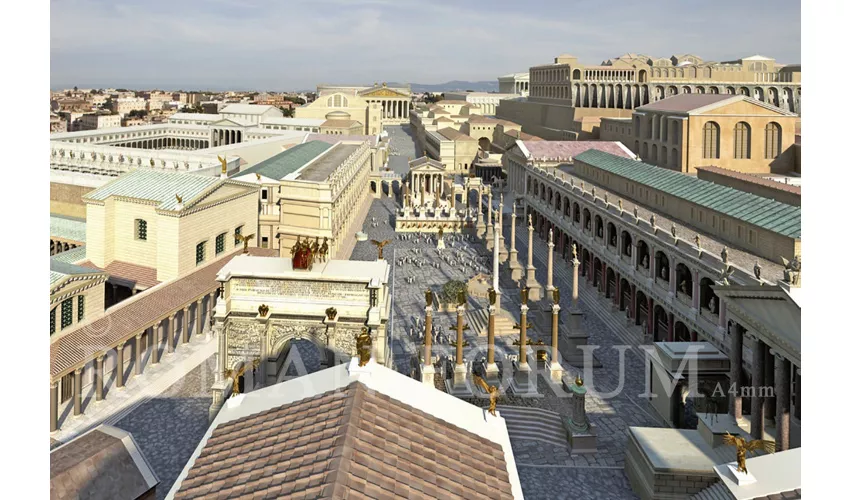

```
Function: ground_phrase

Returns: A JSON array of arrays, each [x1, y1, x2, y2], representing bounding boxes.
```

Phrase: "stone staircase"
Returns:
[[497, 405, 569, 448], [466, 308, 523, 338], [688, 481, 733, 500]]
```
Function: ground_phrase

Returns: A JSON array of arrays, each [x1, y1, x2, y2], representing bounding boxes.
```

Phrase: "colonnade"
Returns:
[[112, 137, 210, 150], [50, 239, 80, 256], [50, 291, 218, 433], [211, 128, 242, 147], [369, 99, 410, 121]]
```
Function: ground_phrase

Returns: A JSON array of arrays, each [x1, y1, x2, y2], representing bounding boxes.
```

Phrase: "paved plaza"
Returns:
[[385, 124, 421, 174], [350, 194, 665, 498]]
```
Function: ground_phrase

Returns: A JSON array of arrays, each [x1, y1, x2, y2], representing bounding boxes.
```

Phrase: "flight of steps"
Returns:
[[465, 308, 521, 337], [497, 405, 569, 448], [688, 481, 733, 500]]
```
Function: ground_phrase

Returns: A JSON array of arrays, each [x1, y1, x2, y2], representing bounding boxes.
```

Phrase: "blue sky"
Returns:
[[50, 0, 801, 91]]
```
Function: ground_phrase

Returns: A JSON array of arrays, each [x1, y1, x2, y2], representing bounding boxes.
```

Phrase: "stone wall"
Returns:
[[50, 182, 93, 219], [625, 433, 718, 499]]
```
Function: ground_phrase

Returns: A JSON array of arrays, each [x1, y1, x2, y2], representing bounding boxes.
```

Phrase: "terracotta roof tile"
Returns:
[[50, 247, 277, 379], [79, 260, 160, 289], [174, 382, 514, 499]]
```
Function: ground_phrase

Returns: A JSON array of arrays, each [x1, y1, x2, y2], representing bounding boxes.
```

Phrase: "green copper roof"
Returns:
[[84, 170, 221, 211], [574, 149, 801, 239], [50, 245, 87, 265], [50, 214, 87, 242], [50, 259, 101, 286], [239, 141, 333, 180]]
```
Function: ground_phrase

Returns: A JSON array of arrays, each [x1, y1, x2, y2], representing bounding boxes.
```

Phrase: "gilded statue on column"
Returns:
[[521, 287, 529, 306], [356, 327, 372, 366], [425, 288, 433, 307], [473, 375, 500, 416], [722, 433, 775, 474]]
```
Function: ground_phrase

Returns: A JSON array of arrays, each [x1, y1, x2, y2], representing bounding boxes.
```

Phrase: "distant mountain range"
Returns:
[[389, 81, 500, 93]]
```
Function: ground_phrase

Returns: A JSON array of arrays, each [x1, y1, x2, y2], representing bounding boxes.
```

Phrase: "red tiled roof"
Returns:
[[697, 166, 801, 195], [521, 141, 634, 161], [50, 248, 277, 380], [437, 128, 475, 141], [79, 260, 160, 289], [174, 382, 514, 500], [636, 94, 735, 114]]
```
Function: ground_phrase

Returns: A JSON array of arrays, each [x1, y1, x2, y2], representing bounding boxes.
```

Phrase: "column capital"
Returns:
[[521, 304, 529, 313], [769, 348, 784, 361], [117, 340, 125, 348], [74, 367, 83, 375], [552, 304, 561, 313], [136, 332, 143, 340], [96, 353, 105, 362], [51, 380, 59, 389], [744, 331, 759, 343]]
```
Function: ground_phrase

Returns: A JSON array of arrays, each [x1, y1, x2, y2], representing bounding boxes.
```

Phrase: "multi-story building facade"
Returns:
[[232, 138, 380, 259], [442, 91, 521, 116], [79, 113, 122, 131], [148, 91, 173, 111], [110, 97, 147, 117], [599, 94, 798, 174], [497, 52, 802, 141], [296, 91, 384, 135], [83, 169, 259, 283]]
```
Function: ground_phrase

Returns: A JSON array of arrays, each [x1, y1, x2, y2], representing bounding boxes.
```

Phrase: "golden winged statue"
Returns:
[[224, 361, 257, 398], [488, 287, 497, 306], [722, 432, 776, 474], [175, 194, 183, 204], [370, 239, 391, 259], [235, 232, 255, 253], [553, 286, 560, 304], [425, 288, 433, 307], [473, 375, 500, 416], [217, 155, 227, 175]]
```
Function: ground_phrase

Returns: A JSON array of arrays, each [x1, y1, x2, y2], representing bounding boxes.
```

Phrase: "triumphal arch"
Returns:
[[210, 251, 391, 398]]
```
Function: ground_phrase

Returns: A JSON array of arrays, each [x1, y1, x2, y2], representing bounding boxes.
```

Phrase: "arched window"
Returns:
[[634, 116, 641, 137], [764, 122, 782, 159], [672, 121, 679, 144], [733, 122, 751, 159], [702, 121, 720, 159], [573, 69, 581, 80]]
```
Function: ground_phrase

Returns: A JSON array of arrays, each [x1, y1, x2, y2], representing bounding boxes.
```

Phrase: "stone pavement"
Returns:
[[52, 334, 217, 444], [113, 354, 217, 500], [385, 124, 421, 175], [348, 194, 667, 499]]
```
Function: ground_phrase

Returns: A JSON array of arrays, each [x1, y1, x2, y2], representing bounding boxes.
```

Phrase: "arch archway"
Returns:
[[593, 256, 602, 287], [581, 248, 591, 277], [478, 137, 491, 152], [594, 215, 604, 239], [675, 263, 693, 299], [621, 231, 632, 258], [619, 277, 631, 313], [636, 290, 649, 327], [700, 277, 719, 314], [370, 181, 377, 194], [654, 304, 669, 342], [674, 321, 691, 342], [607, 222, 618, 248], [605, 267, 616, 299], [655, 250, 670, 282], [582, 208, 591, 231], [572, 202, 581, 224], [555, 192, 561, 211], [637, 240, 650, 270]]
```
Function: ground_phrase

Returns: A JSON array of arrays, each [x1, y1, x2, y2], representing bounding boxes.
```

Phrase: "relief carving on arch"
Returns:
[[226, 320, 266, 368], [268, 320, 327, 356]]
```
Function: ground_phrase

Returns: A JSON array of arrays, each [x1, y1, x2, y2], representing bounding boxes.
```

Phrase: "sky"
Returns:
[[50, 0, 801, 91]]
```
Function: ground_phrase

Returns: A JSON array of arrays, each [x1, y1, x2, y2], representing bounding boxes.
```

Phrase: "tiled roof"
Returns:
[[305, 133, 379, 147], [637, 94, 736, 113], [79, 260, 160, 289], [574, 149, 802, 238], [220, 103, 277, 115], [437, 127, 475, 141], [238, 141, 332, 180], [521, 141, 636, 161], [50, 260, 104, 287], [174, 381, 514, 500], [50, 245, 87, 265], [50, 248, 277, 379], [50, 214, 86, 243], [51, 425, 158, 500], [84, 170, 220, 211], [697, 166, 801, 195], [298, 144, 361, 182]]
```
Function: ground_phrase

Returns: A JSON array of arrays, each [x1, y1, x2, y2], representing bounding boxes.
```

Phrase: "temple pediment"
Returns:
[[360, 87, 409, 98]]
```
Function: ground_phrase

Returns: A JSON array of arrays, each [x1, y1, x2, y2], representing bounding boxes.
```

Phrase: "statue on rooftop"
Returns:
[[723, 432, 775, 475], [356, 327, 372, 367], [753, 260, 762, 281], [721, 246, 729, 264], [473, 374, 501, 417], [235, 233, 254, 254], [781, 255, 801, 286], [370, 239, 391, 260]]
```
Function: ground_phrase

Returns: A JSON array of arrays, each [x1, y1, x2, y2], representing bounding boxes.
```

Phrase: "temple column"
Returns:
[[422, 298, 435, 386], [195, 299, 203, 338], [749, 335, 766, 439], [135, 332, 144, 376], [546, 229, 555, 300], [509, 203, 522, 281], [486, 302, 498, 377], [691, 271, 700, 309], [519, 301, 529, 371], [73, 367, 83, 416], [116, 342, 125, 389], [168, 314, 176, 353], [764, 351, 776, 426], [729, 322, 743, 420], [50, 381, 59, 432], [182, 307, 189, 343], [525, 217, 541, 300], [152, 321, 162, 365], [549, 300, 563, 381], [774, 351, 791, 451], [95, 354, 104, 401]]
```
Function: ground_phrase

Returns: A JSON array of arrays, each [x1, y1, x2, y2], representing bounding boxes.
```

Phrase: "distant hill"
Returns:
[[389, 81, 500, 93]]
